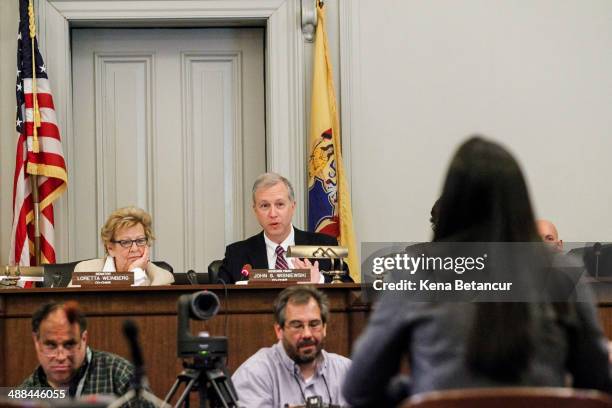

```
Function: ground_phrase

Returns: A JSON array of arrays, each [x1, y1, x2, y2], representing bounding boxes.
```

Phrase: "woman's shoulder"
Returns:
[[147, 262, 175, 285], [73, 258, 105, 272]]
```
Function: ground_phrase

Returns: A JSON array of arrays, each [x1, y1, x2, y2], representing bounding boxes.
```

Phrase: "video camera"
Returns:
[[165, 291, 238, 408], [177, 290, 227, 359]]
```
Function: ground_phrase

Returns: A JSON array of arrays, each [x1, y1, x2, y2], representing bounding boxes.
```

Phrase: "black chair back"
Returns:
[[43, 261, 80, 287], [207, 259, 223, 284], [152, 261, 173, 273]]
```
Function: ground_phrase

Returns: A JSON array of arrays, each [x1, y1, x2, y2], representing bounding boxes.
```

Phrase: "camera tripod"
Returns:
[[164, 355, 239, 408]]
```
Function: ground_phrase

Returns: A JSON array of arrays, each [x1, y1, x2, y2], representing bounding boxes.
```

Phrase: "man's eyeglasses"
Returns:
[[111, 237, 148, 248], [284, 320, 323, 333], [40, 340, 82, 357]]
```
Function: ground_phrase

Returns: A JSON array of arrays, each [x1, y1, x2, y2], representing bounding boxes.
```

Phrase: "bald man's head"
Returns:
[[536, 219, 563, 251]]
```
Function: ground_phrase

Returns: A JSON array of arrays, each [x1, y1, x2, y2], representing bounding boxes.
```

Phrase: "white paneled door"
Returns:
[[71, 28, 266, 272]]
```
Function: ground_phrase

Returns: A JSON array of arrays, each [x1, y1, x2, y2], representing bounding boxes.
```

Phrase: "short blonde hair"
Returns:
[[101, 206, 155, 253]]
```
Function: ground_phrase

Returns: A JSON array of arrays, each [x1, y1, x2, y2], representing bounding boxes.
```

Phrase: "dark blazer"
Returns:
[[218, 227, 352, 284]]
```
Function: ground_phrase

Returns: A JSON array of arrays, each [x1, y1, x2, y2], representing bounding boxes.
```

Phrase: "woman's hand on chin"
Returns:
[[127, 245, 150, 271]]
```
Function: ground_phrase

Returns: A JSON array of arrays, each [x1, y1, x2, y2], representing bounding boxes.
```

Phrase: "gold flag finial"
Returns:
[[28, 0, 41, 153], [28, 0, 36, 39]]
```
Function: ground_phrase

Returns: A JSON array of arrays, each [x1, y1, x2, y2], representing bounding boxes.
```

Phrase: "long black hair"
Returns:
[[434, 136, 539, 243], [434, 136, 539, 382]]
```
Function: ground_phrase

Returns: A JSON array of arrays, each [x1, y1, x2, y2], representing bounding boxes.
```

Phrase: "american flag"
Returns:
[[10, 0, 67, 266]]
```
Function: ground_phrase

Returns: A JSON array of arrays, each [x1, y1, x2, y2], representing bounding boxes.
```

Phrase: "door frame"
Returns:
[[37, 0, 307, 260]]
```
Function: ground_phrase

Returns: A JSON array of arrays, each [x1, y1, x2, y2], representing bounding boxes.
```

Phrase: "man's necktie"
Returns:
[[275, 245, 289, 269]]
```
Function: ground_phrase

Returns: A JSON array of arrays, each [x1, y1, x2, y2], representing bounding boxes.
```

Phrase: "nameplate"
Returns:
[[72, 272, 134, 287], [250, 269, 310, 283]]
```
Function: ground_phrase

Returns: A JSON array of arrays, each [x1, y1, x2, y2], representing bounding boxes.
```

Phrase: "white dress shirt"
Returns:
[[102, 256, 148, 286], [263, 226, 296, 269], [263, 225, 324, 283], [231, 342, 351, 408]]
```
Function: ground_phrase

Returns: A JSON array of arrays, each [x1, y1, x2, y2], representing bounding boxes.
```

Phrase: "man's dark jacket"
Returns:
[[218, 228, 352, 283]]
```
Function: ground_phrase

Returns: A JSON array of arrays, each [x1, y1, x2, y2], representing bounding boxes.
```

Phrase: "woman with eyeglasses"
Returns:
[[72, 206, 174, 286]]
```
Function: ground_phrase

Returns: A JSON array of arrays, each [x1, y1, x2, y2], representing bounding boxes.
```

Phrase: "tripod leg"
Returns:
[[108, 389, 134, 408], [140, 389, 172, 408], [205, 368, 239, 408], [164, 378, 183, 405], [174, 376, 199, 408], [198, 380, 208, 408]]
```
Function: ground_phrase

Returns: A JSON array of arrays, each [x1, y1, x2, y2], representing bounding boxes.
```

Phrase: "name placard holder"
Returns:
[[72, 272, 134, 287], [249, 269, 310, 283], [0, 265, 44, 288]]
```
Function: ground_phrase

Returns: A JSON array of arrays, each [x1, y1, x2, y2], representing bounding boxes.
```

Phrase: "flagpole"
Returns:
[[28, 0, 42, 266]]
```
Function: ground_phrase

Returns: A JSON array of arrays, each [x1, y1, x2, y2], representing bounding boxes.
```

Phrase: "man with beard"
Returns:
[[232, 285, 351, 407]]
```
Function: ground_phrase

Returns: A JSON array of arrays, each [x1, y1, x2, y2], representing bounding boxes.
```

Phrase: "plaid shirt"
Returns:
[[21, 348, 133, 397]]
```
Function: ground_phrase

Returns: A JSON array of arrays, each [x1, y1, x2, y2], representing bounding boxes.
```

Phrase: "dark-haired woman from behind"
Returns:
[[343, 136, 612, 407]]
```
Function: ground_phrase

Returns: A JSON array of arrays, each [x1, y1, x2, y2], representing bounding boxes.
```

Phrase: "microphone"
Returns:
[[594, 242, 602, 255], [594, 243, 602, 279], [122, 319, 145, 392], [63, 301, 80, 324], [241, 264, 252, 280], [187, 269, 198, 285]]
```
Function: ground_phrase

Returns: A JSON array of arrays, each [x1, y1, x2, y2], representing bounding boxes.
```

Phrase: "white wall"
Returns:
[[1, 0, 611, 264], [345, 0, 612, 243]]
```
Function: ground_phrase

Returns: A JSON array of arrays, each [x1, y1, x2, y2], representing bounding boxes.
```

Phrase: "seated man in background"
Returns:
[[232, 286, 351, 407], [536, 219, 563, 252], [72, 206, 174, 286], [21, 301, 134, 398], [218, 172, 351, 284]]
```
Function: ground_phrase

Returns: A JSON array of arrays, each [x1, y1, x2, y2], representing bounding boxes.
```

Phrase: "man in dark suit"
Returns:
[[218, 172, 351, 284]]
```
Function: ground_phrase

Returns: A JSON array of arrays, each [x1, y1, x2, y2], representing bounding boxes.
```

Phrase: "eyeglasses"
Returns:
[[111, 237, 148, 248], [40, 340, 82, 357], [284, 320, 323, 333]]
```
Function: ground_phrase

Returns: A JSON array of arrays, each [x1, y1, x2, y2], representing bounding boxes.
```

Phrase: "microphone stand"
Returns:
[[187, 270, 198, 285], [108, 375, 170, 408], [594, 243, 602, 279], [111, 319, 169, 408]]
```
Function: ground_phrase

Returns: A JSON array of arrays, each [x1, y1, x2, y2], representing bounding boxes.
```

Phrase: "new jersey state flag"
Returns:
[[307, 1, 359, 281]]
